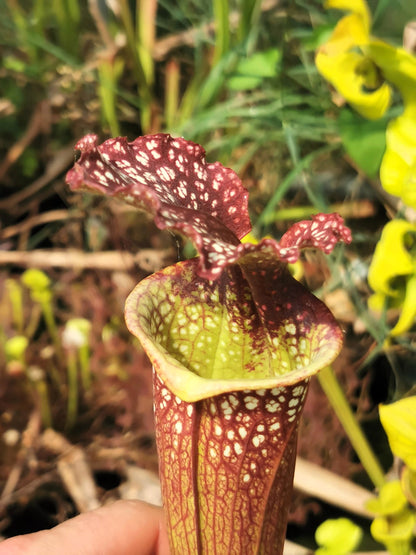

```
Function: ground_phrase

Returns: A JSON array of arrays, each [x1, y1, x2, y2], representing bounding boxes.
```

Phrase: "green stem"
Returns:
[[164, 59, 180, 131], [78, 344, 91, 390], [98, 58, 121, 136], [27, 367, 53, 429], [119, 0, 152, 132], [40, 300, 63, 361], [46, 361, 64, 394], [136, 0, 156, 87], [36, 379, 52, 429], [53, 0, 80, 55], [66, 350, 78, 430], [318, 365, 385, 489], [237, 0, 261, 47], [213, 0, 230, 65], [6, 279, 24, 334], [258, 200, 373, 225], [253, 144, 336, 234], [385, 541, 412, 555]]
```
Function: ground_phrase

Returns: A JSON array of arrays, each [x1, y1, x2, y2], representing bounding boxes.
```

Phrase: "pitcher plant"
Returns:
[[66, 133, 351, 554]]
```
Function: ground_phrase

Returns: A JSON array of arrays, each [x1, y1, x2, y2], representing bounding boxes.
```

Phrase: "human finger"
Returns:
[[0, 499, 170, 555]]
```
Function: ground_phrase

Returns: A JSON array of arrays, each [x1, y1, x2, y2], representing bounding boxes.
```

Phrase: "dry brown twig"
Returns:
[[1, 411, 41, 501], [0, 210, 83, 241], [0, 248, 175, 273], [41, 429, 100, 513], [152, 0, 282, 61], [0, 101, 51, 182], [0, 146, 75, 213]]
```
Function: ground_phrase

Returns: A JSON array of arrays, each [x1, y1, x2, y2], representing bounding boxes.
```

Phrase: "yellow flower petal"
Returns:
[[368, 220, 416, 335], [379, 397, 416, 472], [367, 291, 388, 312], [380, 112, 416, 207], [367, 40, 416, 106], [316, 3, 394, 120], [363, 42, 416, 207], [324, 0, 371, 33], [371, 510, 415, 552], [318, 13, 369, 56], [401, 467, 416, 508], [316, 50, 391, 120], [366, 481, 408, 516], [368, 219, 416, 297], [391, 274, 416, 336]]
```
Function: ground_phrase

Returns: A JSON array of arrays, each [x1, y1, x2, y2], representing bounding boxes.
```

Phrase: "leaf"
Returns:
[[227, 75, 264, 91], [302, 25, 335, 51], [227, 49, 281, 91], [234, 49, 281, 78], [338, 107, 387, 177]]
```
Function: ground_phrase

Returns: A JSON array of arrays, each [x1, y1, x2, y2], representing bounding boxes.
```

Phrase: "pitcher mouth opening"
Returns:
[[125, 259, 343, 403]]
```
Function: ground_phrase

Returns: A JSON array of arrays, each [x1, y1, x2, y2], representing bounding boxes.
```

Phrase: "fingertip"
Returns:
[[0, 500, 169, 555], [0, 535, 34, 555]]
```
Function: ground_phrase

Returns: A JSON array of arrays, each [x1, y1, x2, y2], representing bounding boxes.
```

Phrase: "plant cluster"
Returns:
[[315, 0, 416, 552], [3, 268, 93, 430]]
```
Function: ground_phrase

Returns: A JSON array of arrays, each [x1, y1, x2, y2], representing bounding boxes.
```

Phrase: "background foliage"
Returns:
[[1, 0, 416, 551]]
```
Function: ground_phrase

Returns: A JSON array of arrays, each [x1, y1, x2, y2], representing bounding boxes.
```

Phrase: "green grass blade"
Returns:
[[254, 144, 336, 233], [213, 0, 230, 64]]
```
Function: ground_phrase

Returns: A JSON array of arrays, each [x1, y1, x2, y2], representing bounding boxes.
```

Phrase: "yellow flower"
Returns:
[[316, 0, 392, 120], [379, 397, 416, 472], [370, 509, 415, 555], [367, 41, 416, 209], [317, 1, 416, 209], [379, 397, 416, 510], [368, 219, 416, 336]]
